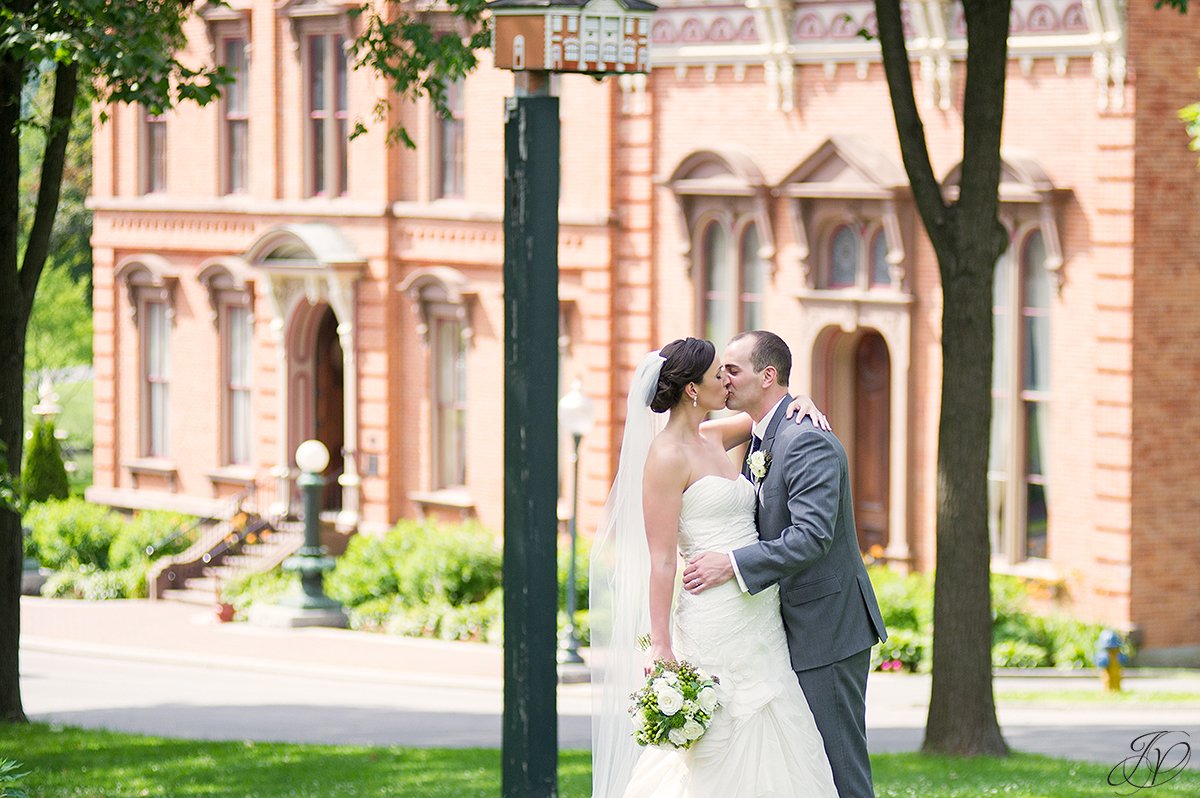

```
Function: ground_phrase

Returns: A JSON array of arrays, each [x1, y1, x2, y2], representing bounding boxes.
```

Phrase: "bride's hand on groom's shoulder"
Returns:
[[785, 395, 831, 431]]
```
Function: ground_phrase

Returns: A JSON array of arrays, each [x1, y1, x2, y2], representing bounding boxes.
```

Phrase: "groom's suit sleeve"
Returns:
[[731, 430, 840, 595]]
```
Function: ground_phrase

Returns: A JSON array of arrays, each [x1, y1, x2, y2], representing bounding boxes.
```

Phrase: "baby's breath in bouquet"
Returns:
[[629, 636, 720, 750]]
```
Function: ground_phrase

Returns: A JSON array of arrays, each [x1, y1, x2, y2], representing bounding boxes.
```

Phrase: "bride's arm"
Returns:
[[698, 396, 832, 452], [642, 442, 688, 664], [699, 413, 754, 451]]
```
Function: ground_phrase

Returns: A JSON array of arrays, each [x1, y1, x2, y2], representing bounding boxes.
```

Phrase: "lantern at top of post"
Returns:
[[489, 0, 657, 75]]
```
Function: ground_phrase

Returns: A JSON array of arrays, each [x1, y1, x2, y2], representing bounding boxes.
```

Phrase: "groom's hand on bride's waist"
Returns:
[[683, 553, 734, 594]]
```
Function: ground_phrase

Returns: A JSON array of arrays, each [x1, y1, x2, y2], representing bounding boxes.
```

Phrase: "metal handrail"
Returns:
[[144, 489, 252, 559]]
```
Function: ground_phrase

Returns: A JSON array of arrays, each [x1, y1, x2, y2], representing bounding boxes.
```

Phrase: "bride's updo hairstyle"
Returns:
[[649, 337, 716, 413]]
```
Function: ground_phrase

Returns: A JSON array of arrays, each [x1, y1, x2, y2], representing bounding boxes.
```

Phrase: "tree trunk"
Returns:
[[0, 52, 28, 725], [0, 52, 76, 725], [874, 0, 1011, 755]]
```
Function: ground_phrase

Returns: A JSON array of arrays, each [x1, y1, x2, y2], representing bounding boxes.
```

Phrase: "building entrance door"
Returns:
[[853, 332, 890, 551], [314, 308, 345, 511]]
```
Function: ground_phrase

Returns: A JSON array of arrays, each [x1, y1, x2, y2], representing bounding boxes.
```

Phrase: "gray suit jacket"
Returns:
[[733, 395, 887, 672]]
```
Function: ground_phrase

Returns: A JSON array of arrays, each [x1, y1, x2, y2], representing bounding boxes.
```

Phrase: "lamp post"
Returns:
[[272, 439, 346, 626], [557, 379, 594, 665]]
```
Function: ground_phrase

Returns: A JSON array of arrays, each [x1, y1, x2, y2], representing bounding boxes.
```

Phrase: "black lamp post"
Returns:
[[282, 440, 342, 613], [557, 379, 594, 665]]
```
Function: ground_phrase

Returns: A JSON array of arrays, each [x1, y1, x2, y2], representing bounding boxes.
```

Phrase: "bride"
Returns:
[[590, 338, 839, 798]]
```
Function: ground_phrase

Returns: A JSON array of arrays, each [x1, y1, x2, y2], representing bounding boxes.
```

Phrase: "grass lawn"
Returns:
[[3, 724, 1198, 798]]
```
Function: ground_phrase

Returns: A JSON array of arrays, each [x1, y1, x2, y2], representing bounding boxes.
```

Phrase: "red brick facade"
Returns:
[[87, 0, 1200, 661]]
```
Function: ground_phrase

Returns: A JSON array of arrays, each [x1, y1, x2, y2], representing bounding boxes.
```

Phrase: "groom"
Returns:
[[683, 330, 887, 798]]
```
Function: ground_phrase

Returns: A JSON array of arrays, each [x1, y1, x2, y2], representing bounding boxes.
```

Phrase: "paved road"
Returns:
[[17, 597, 1200, 768]]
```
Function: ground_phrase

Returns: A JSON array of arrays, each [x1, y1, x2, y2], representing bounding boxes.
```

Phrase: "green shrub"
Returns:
[[41, 565, 139, 600], [219, 568, 299, 619], [347, 596, 404, 632], [21, 418, 68, 504], [25, 498, 123, 570], [874, 627, 930, 672], [108, 510, 193, 570], [21, 526, 36, 562], [992, 639, 1051, 669], [867, 566, 932, 632], [557, 533, 590, 613], [864, 566, 1117, 671], [385, 588, 504, 643], [327, 519, 502, 609]]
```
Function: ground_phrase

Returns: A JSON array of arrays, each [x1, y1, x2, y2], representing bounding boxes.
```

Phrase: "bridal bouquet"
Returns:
[[629, 658, 721, 750]]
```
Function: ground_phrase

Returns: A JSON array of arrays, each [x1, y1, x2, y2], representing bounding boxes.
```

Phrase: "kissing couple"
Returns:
[[590, 330, 889, 798]]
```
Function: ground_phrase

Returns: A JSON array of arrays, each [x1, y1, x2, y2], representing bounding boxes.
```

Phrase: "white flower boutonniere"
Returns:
[[747, 450, 772, 483]]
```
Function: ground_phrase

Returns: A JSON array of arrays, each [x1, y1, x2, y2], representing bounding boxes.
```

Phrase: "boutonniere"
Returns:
[[747, 450, 772, 483]]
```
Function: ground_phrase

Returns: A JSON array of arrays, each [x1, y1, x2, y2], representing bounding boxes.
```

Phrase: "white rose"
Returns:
[[667, 728, 689, 747], [656, 687, 684, 716], [662, 670, 680, 684], [697, 686, 718, 713], [652, 677, 672, 695], [682, 719, 704, 741]]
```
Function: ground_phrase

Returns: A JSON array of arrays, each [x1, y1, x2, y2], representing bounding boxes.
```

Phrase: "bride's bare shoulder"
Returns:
[[645, 435, 690, 488]]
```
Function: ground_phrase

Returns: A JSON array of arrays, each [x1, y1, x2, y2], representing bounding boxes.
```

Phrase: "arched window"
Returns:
[[117, 257, 178, 460], [829, 226, 858, 288], [513, 35, 526, 70], [990, 229, 1052, 561], [199, 260, 254, 466], [564, 38, 580, 61], [397, 267, 476, 491], [740, 225, 766, 331], [701, 223, 733, 345], [870, 229, 890, 286]]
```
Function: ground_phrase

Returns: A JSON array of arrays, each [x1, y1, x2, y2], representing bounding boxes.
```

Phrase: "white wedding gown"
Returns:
[[621, 474, 839, 798]]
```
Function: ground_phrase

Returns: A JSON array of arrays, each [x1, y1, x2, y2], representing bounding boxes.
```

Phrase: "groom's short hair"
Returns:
[[732, 330, 791, 387]]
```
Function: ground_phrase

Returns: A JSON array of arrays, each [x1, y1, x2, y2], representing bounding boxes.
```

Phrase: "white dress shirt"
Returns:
[[729, 395, 787, 592]]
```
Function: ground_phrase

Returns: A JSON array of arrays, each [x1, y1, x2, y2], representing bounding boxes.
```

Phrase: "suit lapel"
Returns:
[[760, 393, 793, 458], [753, 394, 793, 505]]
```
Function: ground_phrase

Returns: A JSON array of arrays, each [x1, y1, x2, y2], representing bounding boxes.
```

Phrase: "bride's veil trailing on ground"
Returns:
[[589, 350, 668, 798]]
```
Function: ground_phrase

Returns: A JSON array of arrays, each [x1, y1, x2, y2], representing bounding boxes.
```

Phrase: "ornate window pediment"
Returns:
[[198, 257, 254, 325], [943, 150, 1068, 288], [664, 148, 775, 271], [397, 266, 478, 344], [780, 136, 911, 292], [116, 255, 179, 324], [665, 148, 775, 344]]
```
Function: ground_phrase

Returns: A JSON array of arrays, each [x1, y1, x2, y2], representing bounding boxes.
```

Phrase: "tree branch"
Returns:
[[18, 61, 79, 317], [873, 0, 950, 259]]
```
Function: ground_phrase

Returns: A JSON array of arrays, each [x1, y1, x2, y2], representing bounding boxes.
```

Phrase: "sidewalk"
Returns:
[[21, 596, 504, 690], [18, 596, 1200, 765]]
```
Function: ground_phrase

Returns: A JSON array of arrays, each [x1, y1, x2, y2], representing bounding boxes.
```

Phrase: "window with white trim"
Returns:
[[432, 313, 467, 489], [220, 35, 249, 194], [304, 30, 349, 196], [142, 108, 167, 194], [699, 220, 768, 344], [142, 299, 171, 457], [989, 228, 1052, 562], [434, 78, 465, 199], [224, 303, 253, 465]]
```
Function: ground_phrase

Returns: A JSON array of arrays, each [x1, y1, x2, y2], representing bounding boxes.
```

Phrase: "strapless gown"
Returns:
[[621, 475, 839, 798]]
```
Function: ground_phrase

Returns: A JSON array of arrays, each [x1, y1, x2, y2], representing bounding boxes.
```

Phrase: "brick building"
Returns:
[[87, 0, 1200, 662]]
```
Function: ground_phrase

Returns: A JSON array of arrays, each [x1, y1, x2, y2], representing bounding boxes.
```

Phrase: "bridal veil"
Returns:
[[589, 350, 667, 798]]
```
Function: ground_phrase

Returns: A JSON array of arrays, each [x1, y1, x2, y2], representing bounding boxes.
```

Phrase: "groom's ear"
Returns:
[[761, 365, 778, 388]]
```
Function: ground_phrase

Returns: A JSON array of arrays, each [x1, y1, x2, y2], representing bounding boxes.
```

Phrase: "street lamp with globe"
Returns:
[[557, 379, 594, 665], [278, 440, 346, 624]]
